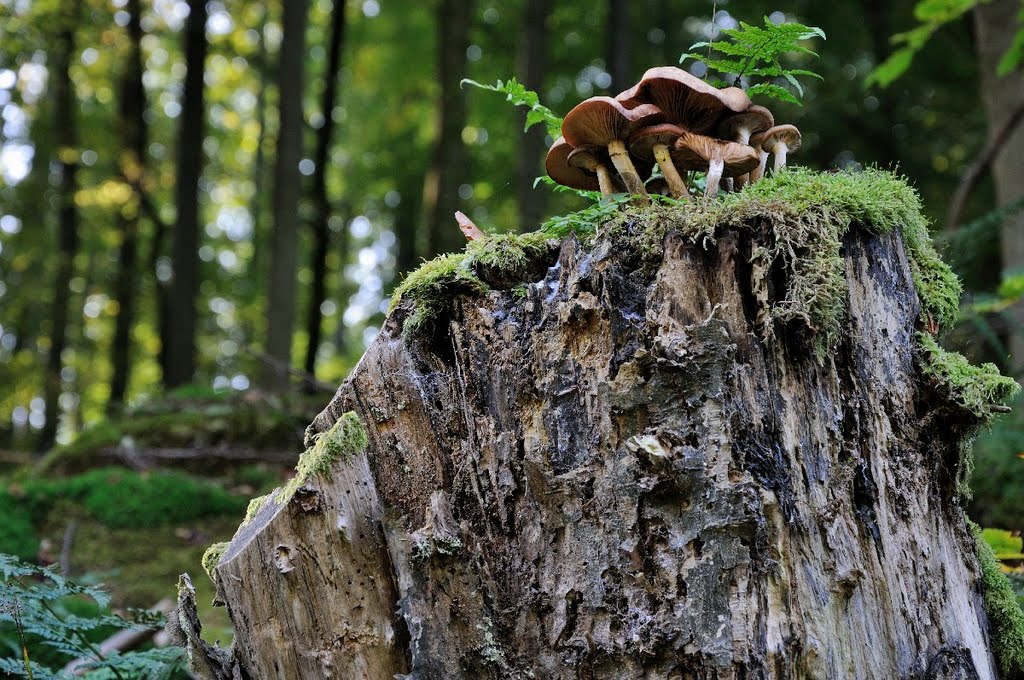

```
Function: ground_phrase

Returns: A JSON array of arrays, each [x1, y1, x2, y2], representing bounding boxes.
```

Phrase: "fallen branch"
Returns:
[[62, 599, 175, 676]]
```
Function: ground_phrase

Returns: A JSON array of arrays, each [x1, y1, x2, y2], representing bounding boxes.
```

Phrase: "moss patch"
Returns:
[[390, 169, 960, 357], [281, 411, 368, 501], [242, 493, 272, 526], [971, 521, 1024, 678], [201, 542, 230, 582], [918, 332, 1021, 422]]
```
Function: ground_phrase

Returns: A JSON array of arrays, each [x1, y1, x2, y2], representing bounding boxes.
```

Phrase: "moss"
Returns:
[[242, 493, 273, 526], [201, 542, 230, 583], [918, 332, 1021, 421], [389, 169, 959, 357], [281, 411, 368, 501], [971, 521, 1024, 678]]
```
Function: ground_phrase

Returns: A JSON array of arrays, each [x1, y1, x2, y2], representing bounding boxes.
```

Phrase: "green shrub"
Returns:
[[0, 493, 36, 560]]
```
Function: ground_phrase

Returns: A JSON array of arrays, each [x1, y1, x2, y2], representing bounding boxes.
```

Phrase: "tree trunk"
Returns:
[[514, 0, 551, 232], [974, 0, 1024, 374], [194, 216, 1008, 678], [263, 0, 309, 391], [305, 0, 348, 384], [165, 0, 208, 389], [606, 0, 632, 92], [108, 0, 146, 415], [40, 0, 81, 452], [421, 0, 474, 259]]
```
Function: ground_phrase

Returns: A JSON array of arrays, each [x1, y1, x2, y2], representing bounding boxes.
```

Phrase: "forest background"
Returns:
[[0, 0, 1022, 612]]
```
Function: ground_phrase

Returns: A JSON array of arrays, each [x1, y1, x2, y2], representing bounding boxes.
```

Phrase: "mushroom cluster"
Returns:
[[546, 66, 802, 201]]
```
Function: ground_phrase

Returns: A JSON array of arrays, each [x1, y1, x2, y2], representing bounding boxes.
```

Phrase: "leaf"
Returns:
[[997, 11, 1024, 75], [746, 83, 803, 106], [462, 77, 562, 139], [865, 47, 916, 88]]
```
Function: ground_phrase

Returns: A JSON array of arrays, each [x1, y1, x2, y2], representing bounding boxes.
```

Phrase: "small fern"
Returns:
[[681, 16, 826, 105], [461, 77, 563, 139], [0, 554, 184, 679]]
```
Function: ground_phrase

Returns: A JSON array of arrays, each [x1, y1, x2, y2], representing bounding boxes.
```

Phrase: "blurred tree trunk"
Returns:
[[974, 0, 1024, 374], [107, 0, 146, 415], [606, 0, 631, 92], [861, 0, 901, 170], [40, 0, 82, 452], [305, 0, 348, 384], [422, 0, 475, 258], [263, 0, 309, 391], [515, 0, 550, 232], [165, 0, 208, 389]]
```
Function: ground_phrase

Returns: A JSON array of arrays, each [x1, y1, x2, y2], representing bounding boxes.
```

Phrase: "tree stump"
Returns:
[[183, 186, 1020, 679]]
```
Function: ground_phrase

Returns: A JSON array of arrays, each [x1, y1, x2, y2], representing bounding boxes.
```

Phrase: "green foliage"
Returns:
[[537, 193, 630, 239], [983, 528, 1024, 560], [282, 412, 368, 501], [917, 332, 1021, 421], [867, 0, 1024, 87], [0, 468, 248, 551], [969, 395, 1024, 530], [682, 17, 826, 105], [0, 554, 184, 679], [970, 521, 1024, 678], [461, 77, 563, 139]]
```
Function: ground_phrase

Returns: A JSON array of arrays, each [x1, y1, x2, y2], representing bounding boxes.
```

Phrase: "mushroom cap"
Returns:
[[615, 66, 752, 134], [757, 124, 802, 152], [545, 136, 600, 191], [628, 123, 687, 163], [717, 105, 774, 141], [671, 131, 759, 177], [561, 97, 664, 148]]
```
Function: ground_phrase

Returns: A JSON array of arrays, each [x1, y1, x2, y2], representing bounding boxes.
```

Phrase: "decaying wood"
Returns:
[[210, 222, 1001, 679]]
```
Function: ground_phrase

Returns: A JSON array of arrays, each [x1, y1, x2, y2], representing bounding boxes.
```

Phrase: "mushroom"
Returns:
[[616, 66, 751, 134], [545, 136, 608, 194], [672, 131, 759, 199], [717, 105, 774, 189], [760, 124, 802, 172], [561, 97, 663, 202], [628, 123, 689, 199], [747, 129, 771, 184]]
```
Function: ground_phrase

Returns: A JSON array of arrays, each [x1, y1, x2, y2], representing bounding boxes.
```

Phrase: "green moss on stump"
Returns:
[[201, 542, 230, 583], [242, 493, 272, 526], [390, 169, 960, 360], [971, 521, 1024, 678], [281, 411, 368, 501], [918, 333, 1021, 422]]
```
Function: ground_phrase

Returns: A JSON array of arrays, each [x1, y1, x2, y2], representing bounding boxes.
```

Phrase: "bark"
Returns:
[[421, 0, 475, 259], [606, 0, 632, 92], [263, 0, 309, 391], [203, 220, 1004, 678], [108, 0, 146, 415], [305, 0, 348, 383], [974, 0, 1024, 373], [514, 0, 551, 231], [165, 0, 208, 388], [40, 0, 82, 452]]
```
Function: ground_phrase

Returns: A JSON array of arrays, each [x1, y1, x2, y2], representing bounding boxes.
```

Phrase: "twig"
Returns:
[[945, 98, 1024, 232], [61, 599, 175, 676]]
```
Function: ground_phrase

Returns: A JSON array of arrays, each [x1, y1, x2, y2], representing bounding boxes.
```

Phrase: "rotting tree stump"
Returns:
[[177, 204, 1016, 679]]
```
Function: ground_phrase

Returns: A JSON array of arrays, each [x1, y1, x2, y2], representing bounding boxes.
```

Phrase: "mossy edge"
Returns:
[[918, 332, 1021, 421], [201, 542, 230, 583], [970, 520, 1024, 678], [280, 411, 368, 502]]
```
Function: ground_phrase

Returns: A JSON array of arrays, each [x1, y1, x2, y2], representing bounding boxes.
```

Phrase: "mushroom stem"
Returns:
[[705, 157, 724, 198], [750, 150, 769, 183], [773, 144, 789, 171], [652, 144, 688, 200], [595, 163, 615, 196], [607, 139, 650, 203]]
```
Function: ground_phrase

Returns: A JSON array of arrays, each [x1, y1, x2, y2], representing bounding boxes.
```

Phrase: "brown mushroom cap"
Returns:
[[671, 131, 759, 177], [561, 98, 664, 148], [628, 123, 687, 163], [616, 66, 747, 134], [717, 105, 774, 143], [758, 124, 802, 153], [545, 136, 600, 191]]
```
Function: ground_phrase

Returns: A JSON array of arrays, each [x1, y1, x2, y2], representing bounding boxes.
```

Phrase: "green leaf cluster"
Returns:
[[867, 0, 1024, 88], [681, 17, 826, 105], [461, 77, 563, 139], [0, 554, 184, 678]]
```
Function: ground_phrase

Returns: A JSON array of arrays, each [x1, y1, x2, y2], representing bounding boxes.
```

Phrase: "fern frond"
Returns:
[[462, 77, 563, 139]]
